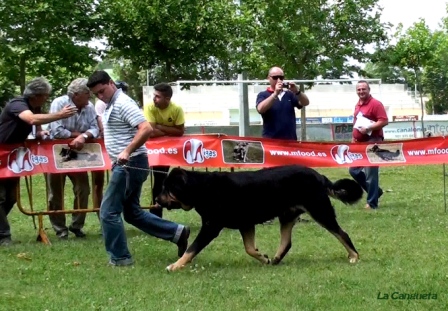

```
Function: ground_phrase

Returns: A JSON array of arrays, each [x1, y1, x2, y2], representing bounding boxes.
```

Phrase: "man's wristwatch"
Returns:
[[82, 133, 89, 140], [295, 90, 301, 96]]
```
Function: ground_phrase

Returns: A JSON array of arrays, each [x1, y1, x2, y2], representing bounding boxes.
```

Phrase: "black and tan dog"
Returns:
[[156, 165, 363, 271]]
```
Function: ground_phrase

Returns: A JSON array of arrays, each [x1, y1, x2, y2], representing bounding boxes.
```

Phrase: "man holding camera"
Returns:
[[256, 66, 309, 140], [256, 66, 310, 223]]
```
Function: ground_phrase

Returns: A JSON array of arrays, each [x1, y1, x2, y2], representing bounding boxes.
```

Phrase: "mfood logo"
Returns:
[[330, 145, 362, 165], [183, 139, 217, 164], [7, 147, 48, 174]]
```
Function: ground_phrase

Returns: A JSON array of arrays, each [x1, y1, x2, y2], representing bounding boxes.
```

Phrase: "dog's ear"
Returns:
[[165, 168, 195, 206], [168, 168, 188, 184], [164, 168, 188, 192]]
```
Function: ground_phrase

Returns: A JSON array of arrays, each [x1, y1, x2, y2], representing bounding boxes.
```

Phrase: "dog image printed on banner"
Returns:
[[155, 164, 363, 272], [232, 142, 249, 162]]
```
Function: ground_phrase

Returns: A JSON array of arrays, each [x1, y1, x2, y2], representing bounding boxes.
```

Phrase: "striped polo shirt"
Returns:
[[103, 89, 147, 161]]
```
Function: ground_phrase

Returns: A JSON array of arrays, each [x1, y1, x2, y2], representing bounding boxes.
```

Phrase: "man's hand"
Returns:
[[274, 80, 283, 95], [288, 82, 299, 94], [36, 130, 49, 140], [69, 135, 85, 151], [116, 149, 131, 165], [59, 105, 78, 119], [358, 126, 370, 135]]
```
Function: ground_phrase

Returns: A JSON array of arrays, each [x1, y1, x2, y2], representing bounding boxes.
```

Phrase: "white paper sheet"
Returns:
[[354, 112, 374, 136]]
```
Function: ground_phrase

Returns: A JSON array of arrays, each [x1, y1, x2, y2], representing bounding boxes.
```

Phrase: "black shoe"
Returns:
[[56, 231, 69, 240], [378, 188, 384, 199], [176, 226, 190, 257], [68, 226, 86, 238]]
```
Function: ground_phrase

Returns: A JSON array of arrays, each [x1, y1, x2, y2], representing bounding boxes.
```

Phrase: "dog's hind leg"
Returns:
[[239, 226, 271, 264], [307, 199, 359, 263]]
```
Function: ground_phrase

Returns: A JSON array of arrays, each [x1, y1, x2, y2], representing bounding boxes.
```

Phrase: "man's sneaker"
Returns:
[[56, 230, 69, 240], [109, 258, 134, 266], [297, 217, 311, 223], [69, 226, 86, 238], [365, 204, 378, 210], [176, 226, 190, 257], [0, 236, 12, 246]]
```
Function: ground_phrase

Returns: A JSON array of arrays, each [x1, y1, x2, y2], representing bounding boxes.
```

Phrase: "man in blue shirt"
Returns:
[[256, 66, 310, 140], [256, 66, 310, 224]]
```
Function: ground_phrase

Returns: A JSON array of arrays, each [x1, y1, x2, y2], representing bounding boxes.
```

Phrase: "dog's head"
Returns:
[[155, 168, 195, 211], [369, 145, 379, 153], [59, 148, 77, 161]]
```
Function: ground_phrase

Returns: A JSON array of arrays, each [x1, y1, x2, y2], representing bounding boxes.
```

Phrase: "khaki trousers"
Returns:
[[47, 172, 90, 233]]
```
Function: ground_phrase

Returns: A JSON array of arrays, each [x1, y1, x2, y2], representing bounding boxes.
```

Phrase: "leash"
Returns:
[[112, 162, 169, 200], [113, 161, 170, 175]]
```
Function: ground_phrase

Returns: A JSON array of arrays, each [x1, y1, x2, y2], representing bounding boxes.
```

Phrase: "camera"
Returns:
[[282, 82, 290, 89]]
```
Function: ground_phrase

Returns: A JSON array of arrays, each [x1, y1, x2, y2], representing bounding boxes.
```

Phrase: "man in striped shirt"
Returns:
[[47, 78, 99, 239], [87, 70, 189, 266], [92, 81, 128, 213]]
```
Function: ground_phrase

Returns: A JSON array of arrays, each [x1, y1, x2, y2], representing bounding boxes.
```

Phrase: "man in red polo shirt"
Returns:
[[349, 80, 388, 210]]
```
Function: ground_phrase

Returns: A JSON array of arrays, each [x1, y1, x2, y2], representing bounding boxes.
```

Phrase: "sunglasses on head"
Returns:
[[270, 75, 285, 80]]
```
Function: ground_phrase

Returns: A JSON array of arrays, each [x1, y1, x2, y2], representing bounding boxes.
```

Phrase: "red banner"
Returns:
[[1, 134, 448, 178]]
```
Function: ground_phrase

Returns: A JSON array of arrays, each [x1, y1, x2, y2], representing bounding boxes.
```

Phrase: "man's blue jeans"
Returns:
[[100, 154, 184, 261], [349, 137, 383, 208]]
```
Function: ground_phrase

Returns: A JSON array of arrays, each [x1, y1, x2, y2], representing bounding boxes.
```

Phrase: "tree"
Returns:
[[239, 0, 389, 82], [0, 59, 20, 108], [422, 29, 448, 114], [0, 0, 102, 103], [111, 59, 147, 106], [101, 0, 389, 84], [387, 20, 438, 114], [99, 0, 242, 82], [363, 61, 405, 84]]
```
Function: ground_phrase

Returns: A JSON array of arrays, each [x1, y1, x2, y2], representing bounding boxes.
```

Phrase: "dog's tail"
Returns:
[[323, 176, 363, 205]]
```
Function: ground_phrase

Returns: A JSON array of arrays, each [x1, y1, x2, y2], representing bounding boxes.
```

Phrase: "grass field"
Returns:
[[1, 165, 448, 311]]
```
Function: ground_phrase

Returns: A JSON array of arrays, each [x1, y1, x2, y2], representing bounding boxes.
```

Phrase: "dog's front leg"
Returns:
[[240, 226, 271, 264], [272, 218, 296, 265], [166, 222, 223, 272]]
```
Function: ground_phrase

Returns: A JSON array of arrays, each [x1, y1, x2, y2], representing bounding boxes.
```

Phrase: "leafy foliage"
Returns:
[[99, 0, 242, 82], [423, 29, 448, 114], [100, 0, 389, 85], [369, 19, 448, 114], [241, 0, 390, 80], [0, 0, 102, 107], [112, 59, 147, 107]]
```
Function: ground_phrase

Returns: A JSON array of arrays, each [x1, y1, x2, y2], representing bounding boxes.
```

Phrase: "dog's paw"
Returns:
[[348, 254, 359, 264], [262, 253, 271, 264], [271, 257, 281, 265], [166, 263, 185, 272]]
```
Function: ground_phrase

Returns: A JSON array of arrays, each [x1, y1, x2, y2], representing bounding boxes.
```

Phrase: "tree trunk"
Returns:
[[19, 55, 26, 94]]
